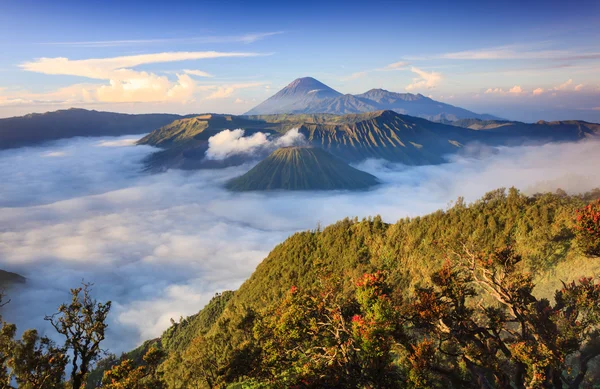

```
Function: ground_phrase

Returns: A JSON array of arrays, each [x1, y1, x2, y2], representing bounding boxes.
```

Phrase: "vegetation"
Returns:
[[0, 284, 111, 388], [113, 187, 599, 389], [1, 188, 599, 388], [226, 146, 379, 191], [45, 283, 112, 389], [574, 199, 600, 256]]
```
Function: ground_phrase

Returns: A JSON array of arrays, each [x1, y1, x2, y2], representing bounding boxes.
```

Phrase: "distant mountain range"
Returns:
[[0, 109, 187, 149], [138, 110, 600, 173], [245, 77, 499, 122], [226, 146, 379, 191]]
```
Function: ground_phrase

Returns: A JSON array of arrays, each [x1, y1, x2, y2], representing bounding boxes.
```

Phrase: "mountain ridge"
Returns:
[[245, 77, 499, 122], [138, 110, 600, 171], [0, 108, 189, 150]]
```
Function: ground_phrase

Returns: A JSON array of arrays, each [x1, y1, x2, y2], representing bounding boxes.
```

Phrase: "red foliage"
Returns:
[[574, 199, 600, 256]]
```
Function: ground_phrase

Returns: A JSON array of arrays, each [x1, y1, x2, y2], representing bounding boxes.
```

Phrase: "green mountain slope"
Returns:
[[89, 188, 600, 388], [226, 147, 379, 191], [118, 188, 600, 389], [0, 108, 186, 149]]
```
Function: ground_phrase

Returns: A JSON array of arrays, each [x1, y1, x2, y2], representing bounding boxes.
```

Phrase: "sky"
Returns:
[[0, 0, 599, 122]]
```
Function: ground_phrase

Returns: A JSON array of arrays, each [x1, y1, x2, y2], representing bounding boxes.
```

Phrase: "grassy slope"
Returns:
[[226, 147, 379, 191], [155, 188, 600, 364]]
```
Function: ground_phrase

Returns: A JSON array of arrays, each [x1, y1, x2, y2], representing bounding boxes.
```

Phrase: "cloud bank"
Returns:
[[0, 136, 599, 355]]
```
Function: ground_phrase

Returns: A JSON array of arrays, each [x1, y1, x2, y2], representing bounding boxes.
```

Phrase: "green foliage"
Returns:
[[45, 282, 112, 389], [102, 347, 166, 389], [7, 329, 68, 389], [402, 247, 600, 388], [149, 188, 600, 389], [0, 286, 112, 389], [254, 272, 403, 388]]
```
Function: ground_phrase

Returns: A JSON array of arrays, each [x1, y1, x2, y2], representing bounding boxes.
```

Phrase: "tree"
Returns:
[[0, 294, 16, 388], [45, 282, 111, 389], [405, 246, 600, 389], [8, 329, 68, 389], [102, 346, 166, 389], [255, 273, 404, 388], [574, 198, 600, 257]]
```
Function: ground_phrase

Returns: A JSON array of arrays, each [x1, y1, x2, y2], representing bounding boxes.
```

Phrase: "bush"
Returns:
[[574, 199, 600, 257]]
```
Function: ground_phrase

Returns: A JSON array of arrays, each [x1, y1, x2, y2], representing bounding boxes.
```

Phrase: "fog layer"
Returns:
[[0, 135, 599, 353]]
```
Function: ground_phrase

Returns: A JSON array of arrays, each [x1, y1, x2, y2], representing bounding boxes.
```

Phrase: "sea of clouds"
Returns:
[[0, 134, 599, 354]]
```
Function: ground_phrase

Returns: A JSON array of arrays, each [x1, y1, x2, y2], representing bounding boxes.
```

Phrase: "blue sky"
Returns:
[[0, 0, 599, 122]]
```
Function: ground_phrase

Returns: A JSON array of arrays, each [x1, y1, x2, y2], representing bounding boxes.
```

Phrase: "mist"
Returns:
[[205, 128, 305, 160], [0, 135, 599, 354]]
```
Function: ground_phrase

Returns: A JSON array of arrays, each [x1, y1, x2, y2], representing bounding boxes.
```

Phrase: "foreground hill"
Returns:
[[245, 77, 498, 122], [226, 147, 379, 191], [95, 188, 600, 388], [0, 108, 186, 149]]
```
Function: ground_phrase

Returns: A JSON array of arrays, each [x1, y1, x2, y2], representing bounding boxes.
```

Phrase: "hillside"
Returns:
[[137, 114, 287, 170], [451, 117, 600, 141], [226, 146, 379, 191], [138, 110, 495, 170], [0, 108, 187, 149], [0, 269, 25, 289], [138, 110, 600, 171], [245, 77, 498, 121], [101, 188, 600, 388]]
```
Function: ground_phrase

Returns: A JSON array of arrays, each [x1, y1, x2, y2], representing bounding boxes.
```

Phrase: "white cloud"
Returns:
[[42, 151, 67, 158], [345, 71, 369, 80], [433, 44, 600, 61], [509, 85, 524, 94], [204, 128, 306, 160], [183, 69, 214, 78], [40, 32, 284, 48], [484, 85, 525, 95], [532, 87, 545, 96], [20, 52, 258, 79], [342, 60, 410, 81], [553, 79, 573, 91], [15, 52, 262, 104], [204, 82, 265, 100], [485, 88, 504, 94], [205, 129, 270, 159], [385, 61, 409, 69], [405, 67, 442, 91]]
